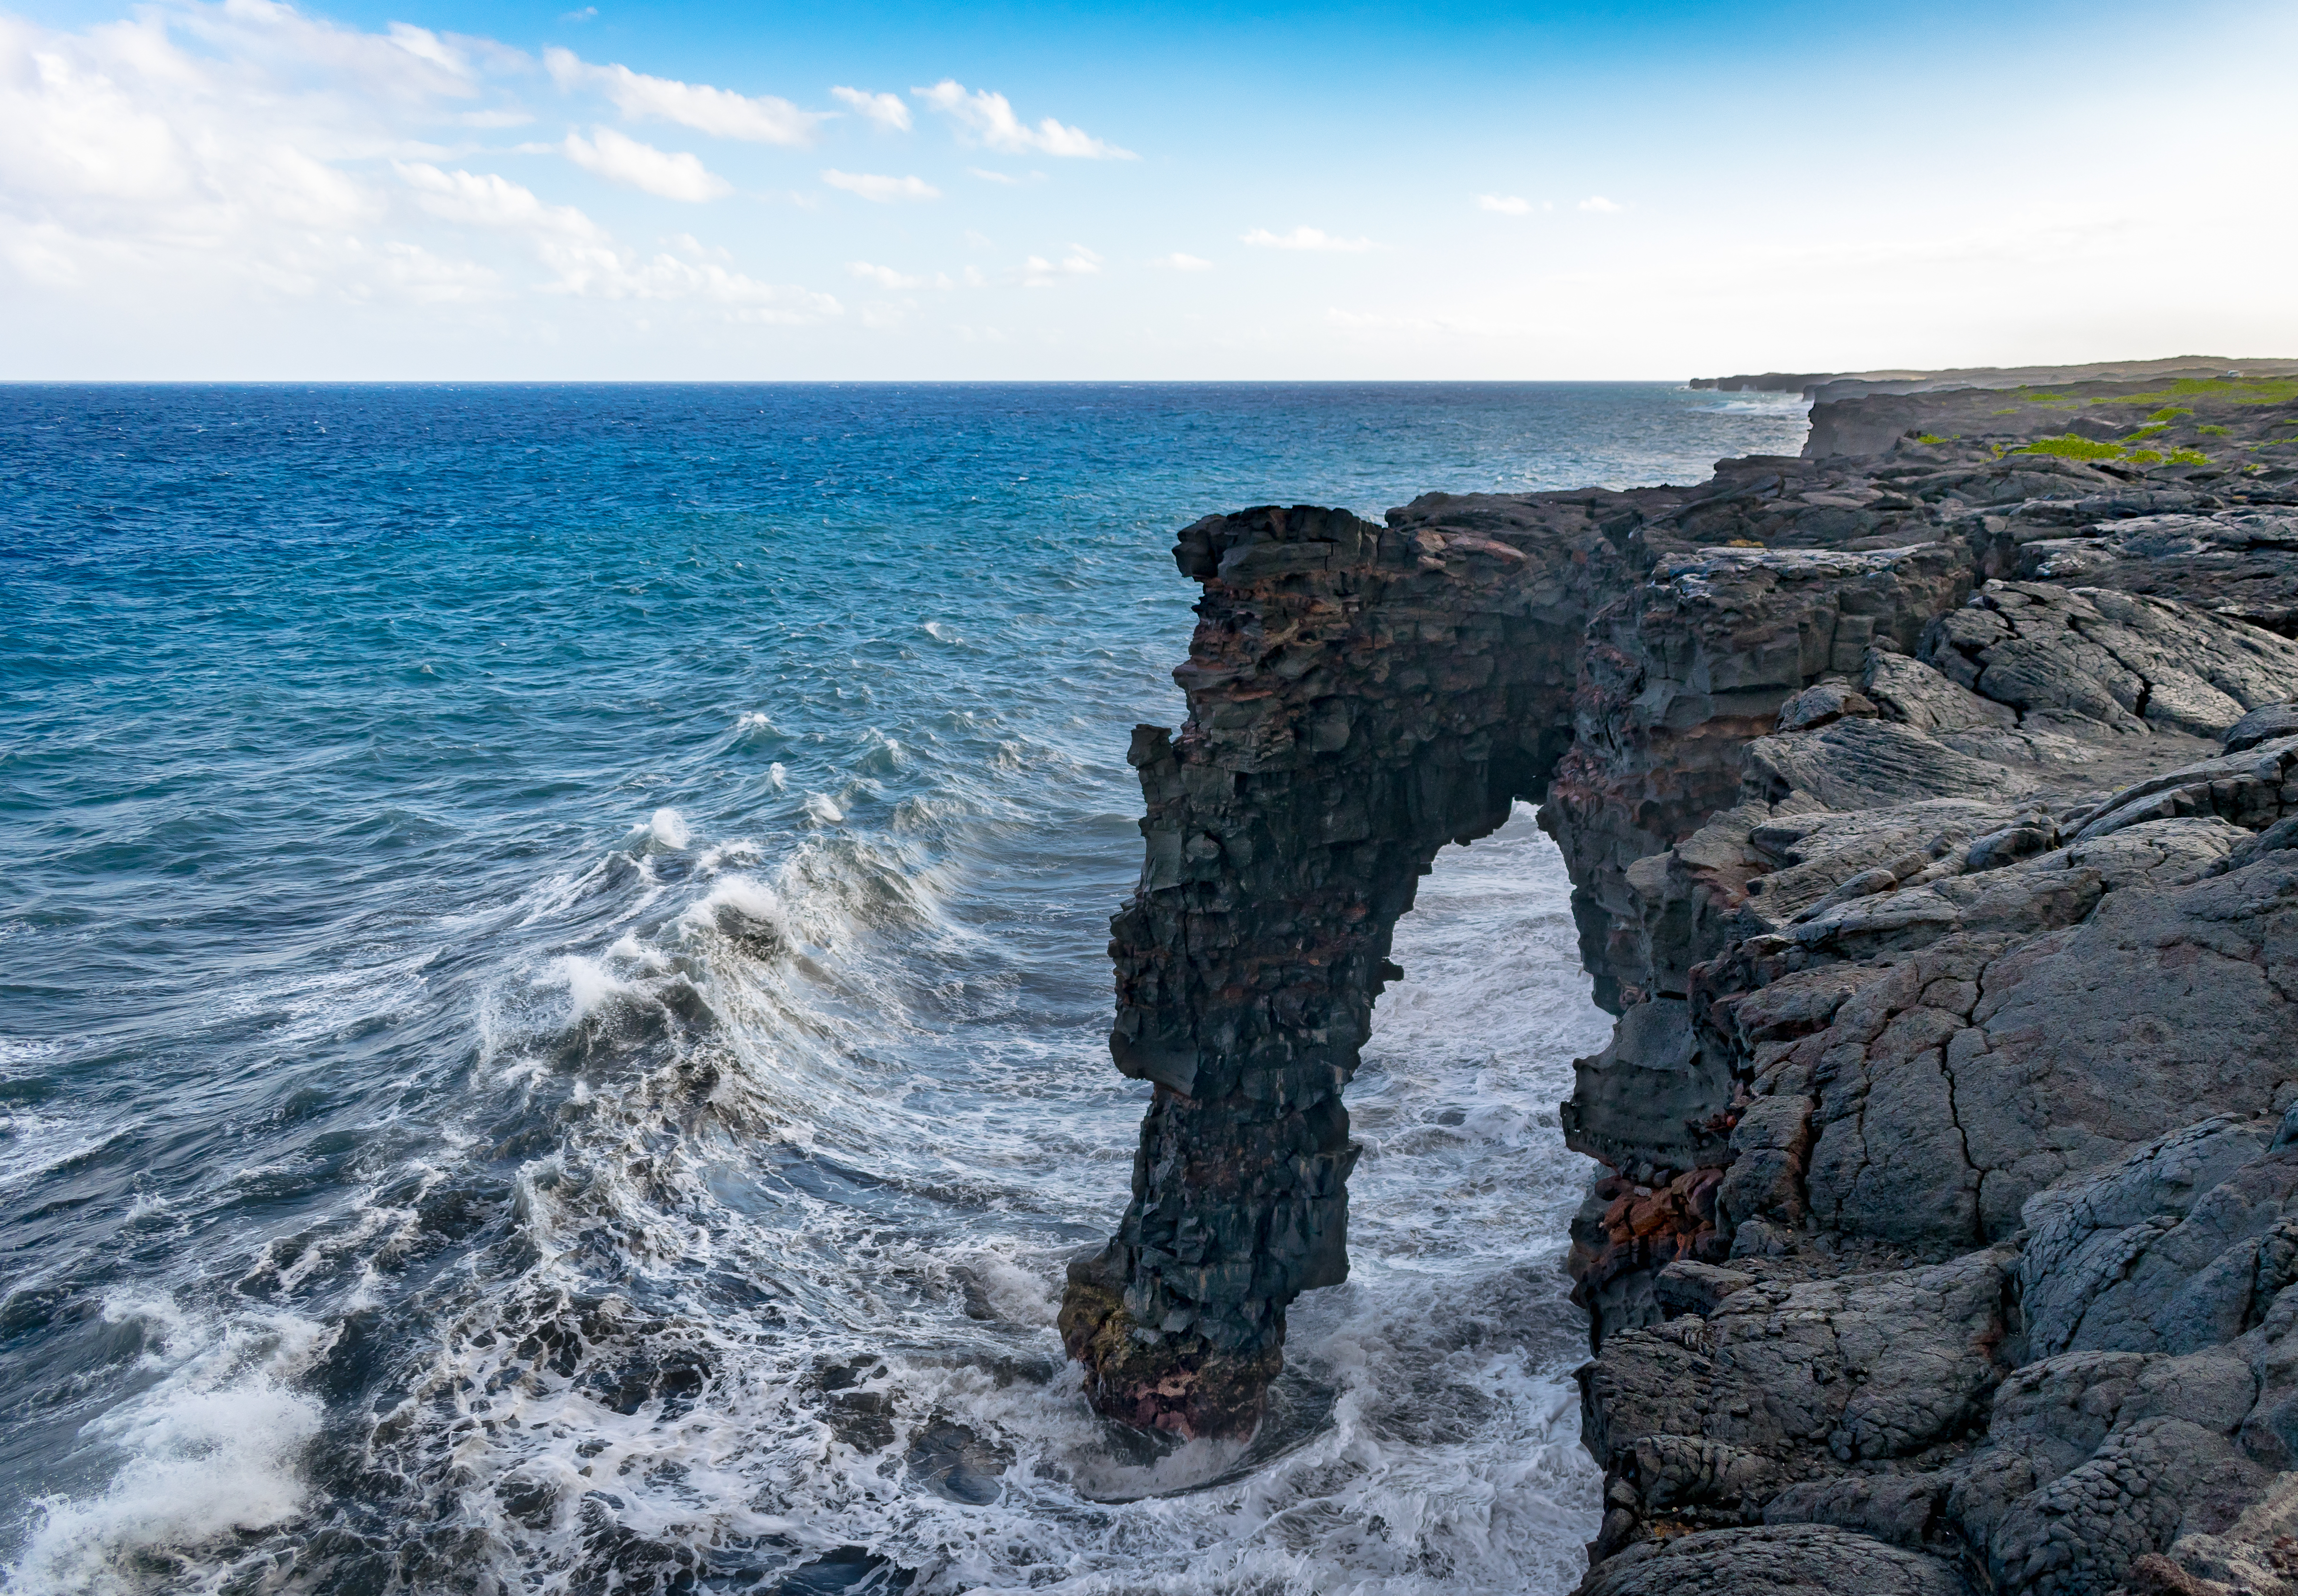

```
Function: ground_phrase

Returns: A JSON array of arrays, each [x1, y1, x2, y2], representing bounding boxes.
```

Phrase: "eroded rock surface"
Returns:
[[1061, 372, 2298, 1591]]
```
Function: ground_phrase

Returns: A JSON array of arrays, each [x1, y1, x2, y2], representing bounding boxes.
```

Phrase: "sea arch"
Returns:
[[1056, 501, 1621, 1437]]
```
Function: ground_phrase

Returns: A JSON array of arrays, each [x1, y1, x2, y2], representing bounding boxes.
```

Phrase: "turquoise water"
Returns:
[[0, 383, 1808, 1595]]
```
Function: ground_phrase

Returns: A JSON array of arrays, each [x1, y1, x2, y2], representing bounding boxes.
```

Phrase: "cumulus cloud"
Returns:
[[0, 6, 466, 242], [912, 80, 1133, 159], [544, 242, 839, 316], [831, 86, 911, 131], [0, 1, 549, 315], [545, 48, 823, 144], [1579, 195, 1623, 212], [822, 169, 939, 202], [1241, 226, 1374, 253], [1476, 194, 1531, 214], [562, 127, 729, 201], [392, 164, 831, 314], [1021, 243, 1101, 287], [1153, 252, 1212, 270], [0, 4, 854, 353], [397, 161, 603, 238]]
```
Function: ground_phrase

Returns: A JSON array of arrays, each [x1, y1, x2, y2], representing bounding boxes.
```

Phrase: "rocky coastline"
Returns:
[[1057, 362, 2298, 1593]]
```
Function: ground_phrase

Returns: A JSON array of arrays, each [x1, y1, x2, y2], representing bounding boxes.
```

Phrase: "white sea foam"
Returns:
[[341, 804, 1606, 1595], [648, 806, 693, 849], [683, 874, 789, 947], [7, 1299, 330, 1596], [553, 952, 635, 1021], [803, 792, 844, 824], [0, 1110, 115, 1194], [17, 773, 1600, 1596]]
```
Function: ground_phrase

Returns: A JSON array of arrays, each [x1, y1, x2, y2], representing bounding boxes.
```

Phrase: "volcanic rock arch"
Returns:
[[1055, 499, 1617, 1438]]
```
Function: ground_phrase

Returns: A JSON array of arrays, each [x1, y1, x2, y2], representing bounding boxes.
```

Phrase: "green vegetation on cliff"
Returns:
[[2017, 434, 2209, 467]]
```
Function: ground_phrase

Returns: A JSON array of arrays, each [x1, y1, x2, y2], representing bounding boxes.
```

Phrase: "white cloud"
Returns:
[[563, 127, 729, 201], [559, 7, 597, 20], [1021, 243, 1101, 287], [377, 239, 500, 303], [397, 161, 603, 238], [968, 167, 1033, 185], [1153, 252, 1212, 271], [1477, 194, 1531, 214], [831, 86, 910, 131], [385, 22, 468, 77], [911, 80, 1134, 159], [848, 260, 924, 289], [1579, 195, 1623, 213], [539, 239, 839, 315], [1241, 226, 1374, 253], [0, 5, 585, 319], [0, 4, 870, 357], [391, 161, 834, 315], [545, 48, 822, 144], [822, 169, 938, 203]]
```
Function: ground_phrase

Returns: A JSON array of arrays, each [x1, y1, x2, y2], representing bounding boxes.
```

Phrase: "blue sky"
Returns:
[[4, 0, 2294, 377]]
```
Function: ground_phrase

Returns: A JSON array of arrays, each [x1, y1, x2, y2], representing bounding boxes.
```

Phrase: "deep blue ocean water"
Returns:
[[0, 383, 1810, 1596]]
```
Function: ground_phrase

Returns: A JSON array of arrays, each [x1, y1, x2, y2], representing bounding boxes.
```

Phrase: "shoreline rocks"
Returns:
[[1061, 368, 2298, 1593]]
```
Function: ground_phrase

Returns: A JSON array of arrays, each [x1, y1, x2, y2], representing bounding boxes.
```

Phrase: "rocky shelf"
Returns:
[[1057, 367, 2298, 1594]]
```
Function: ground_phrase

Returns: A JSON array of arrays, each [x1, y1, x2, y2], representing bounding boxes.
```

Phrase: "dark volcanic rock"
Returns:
[[2007, 512, 2298, 636], [1579, 1522, 1971, 1595], [1059, 497, 1631, 1435], [1924, 581, 2298, 740], [2226, 701, 2298, 754], [1064, 365, 2298, 1592]]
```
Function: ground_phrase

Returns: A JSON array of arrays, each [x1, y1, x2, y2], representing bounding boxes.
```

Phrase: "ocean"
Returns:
[[0, 382, 1811, 1596]]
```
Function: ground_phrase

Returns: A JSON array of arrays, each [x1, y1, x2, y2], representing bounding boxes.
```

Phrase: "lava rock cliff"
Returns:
[[1062, 371, 2298, 1594]]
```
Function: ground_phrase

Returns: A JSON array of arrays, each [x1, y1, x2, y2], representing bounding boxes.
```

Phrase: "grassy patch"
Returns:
[[2020, 434, 2129, 461], [2145, 406, 2195, 422], [2123, 423, 2169, 441], [1991, 407, 2021, 416], [1915, 433, 1949, 444], [2112, 377, 2298, 407], [2014, 435, 2209, 470], [2199, 424, 2231, 436]]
